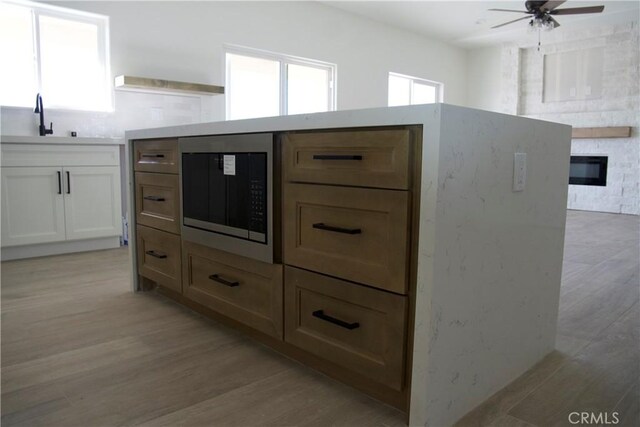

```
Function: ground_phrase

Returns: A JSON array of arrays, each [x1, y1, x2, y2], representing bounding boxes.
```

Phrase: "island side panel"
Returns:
[[406, 105, 443, 424], [127, 138, 139, 291], [411, 105, 571, 426]]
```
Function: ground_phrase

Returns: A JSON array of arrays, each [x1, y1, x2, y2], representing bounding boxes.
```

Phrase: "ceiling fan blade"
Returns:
[[549, 16, 561, 28], [488, 8, 529, 13], [491, 16, 531, 29], [540, 1, 567, 12], [551, 6, 605, 15]]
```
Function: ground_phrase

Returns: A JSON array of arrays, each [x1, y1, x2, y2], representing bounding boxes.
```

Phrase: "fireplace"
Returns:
[[569, 156, 608, 186]]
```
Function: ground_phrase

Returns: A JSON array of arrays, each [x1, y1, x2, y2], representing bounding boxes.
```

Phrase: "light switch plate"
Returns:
[[513, 153, 526, 192]]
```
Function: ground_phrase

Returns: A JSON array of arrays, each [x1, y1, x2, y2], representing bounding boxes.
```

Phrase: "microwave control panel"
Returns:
[[250, 179, 266, 235], [248, 153, 267, 243]]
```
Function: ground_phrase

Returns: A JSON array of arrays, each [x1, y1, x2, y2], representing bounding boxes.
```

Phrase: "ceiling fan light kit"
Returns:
[[530, 16, 556, 32], [489, 1, 605, 32], [488, 1, 605, 50]]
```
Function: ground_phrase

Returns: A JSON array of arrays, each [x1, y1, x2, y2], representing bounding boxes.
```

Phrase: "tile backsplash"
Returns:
[[1, 90, 220, 138]]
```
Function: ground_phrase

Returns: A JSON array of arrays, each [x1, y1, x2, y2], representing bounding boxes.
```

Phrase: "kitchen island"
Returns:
[[125, 104, 571, 426]]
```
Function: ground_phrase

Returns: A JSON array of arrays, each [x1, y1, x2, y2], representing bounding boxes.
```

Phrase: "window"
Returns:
[[0, 0, 111, 111], [388, 72, 443, 106], [225, 46, 336, 120]]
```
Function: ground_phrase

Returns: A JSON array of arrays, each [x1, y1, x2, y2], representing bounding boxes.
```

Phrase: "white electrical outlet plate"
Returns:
[[513, 153, 526, 192]]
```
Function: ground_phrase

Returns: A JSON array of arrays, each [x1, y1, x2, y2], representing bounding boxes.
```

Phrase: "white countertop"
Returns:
[[1, 135, 124, 145], [125, 104, 444, 140]]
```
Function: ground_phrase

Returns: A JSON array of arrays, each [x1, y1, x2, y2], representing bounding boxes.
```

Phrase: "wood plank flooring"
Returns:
[[2, 210, 638, 426], [456, 210, 639, 427]]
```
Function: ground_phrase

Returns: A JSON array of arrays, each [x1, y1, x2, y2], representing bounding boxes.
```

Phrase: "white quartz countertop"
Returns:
[[125, 104, 444, 140], [124, 103, 558, 142], [1, 135, 124, 145]]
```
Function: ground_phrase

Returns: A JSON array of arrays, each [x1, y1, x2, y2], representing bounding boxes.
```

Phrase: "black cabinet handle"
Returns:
[[57, 171, 62, 194], [313, 154, 363, 161], [208, 274, 239, 287], [141, 153, 165, 158], [312, 223, 361, 235], [143, 196, 166, 202], [312, 310, 360, 330], [66, 171, 70, 194], [145, 250, 167, 259]]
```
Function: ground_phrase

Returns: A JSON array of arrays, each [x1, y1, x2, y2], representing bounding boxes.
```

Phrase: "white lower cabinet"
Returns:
[[0, 142, 123, 259], [1, 167, 66, 246], [64, 166, 121, 240]]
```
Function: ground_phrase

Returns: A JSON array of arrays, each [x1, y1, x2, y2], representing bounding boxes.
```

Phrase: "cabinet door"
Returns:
[[1, 167, 66, 247], [63, 166, 122, 240]]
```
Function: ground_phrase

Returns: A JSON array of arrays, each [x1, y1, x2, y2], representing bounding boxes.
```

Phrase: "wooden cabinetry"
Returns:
[[133, 139, 182, 292], [130, 126, 419, 411], [285, 266, 407, 390], [182, 241, 283, 339], [281, 126, 418, 401], [284, 183, 410, 293], [135, 172, 180, 234], [134, 139, 179, 174], [282, 129, 411, 189], [137, 225, 182, 292], [0, 143, 122, 259]]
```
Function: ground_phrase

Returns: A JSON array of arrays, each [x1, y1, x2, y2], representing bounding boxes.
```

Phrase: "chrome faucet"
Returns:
[[34, 93, 53, 136]]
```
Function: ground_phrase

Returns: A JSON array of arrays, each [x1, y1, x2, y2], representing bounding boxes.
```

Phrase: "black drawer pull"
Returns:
[[145, 250, 167, 259], [56, 171, 62, 194], [143, 195, 166, 202], [312, 223, 361, 235], [313, 154, 363, 161], [208, 274, 239, 287], [312, 310, 360, 330], [141, 153, 165, 158]]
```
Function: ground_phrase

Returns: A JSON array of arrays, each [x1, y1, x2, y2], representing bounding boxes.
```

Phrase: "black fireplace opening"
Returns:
[[569, 156, 608, 186]]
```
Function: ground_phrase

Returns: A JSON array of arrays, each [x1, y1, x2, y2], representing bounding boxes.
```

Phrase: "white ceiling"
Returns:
[[322, 1, 640, 47]]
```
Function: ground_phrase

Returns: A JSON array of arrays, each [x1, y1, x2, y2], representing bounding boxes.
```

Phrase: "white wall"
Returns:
[[465, 46, 502, 113], [1, 1, 468, 138]]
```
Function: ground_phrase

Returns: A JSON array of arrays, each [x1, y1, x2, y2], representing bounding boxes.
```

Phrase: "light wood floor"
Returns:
[[1, 210, 638, 426]]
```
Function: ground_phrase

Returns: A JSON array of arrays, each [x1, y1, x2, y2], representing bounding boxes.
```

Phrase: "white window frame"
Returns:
[[2, 0, 112, 112], [388, 72, 444, 105], [224, 44, 336, 119]]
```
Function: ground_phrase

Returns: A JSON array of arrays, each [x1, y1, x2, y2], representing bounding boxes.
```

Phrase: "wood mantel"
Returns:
[[572, 127, 632, 139]]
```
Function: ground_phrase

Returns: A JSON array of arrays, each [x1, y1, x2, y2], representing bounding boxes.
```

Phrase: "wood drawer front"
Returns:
[[135, 172, 180, 234], [182, 241, 283, 339], [283, 129, 411, 189], [284, 183, 409, 294], [134, 139, 178, 174], [285, 266, 406, 390], [136, 225, 181, 292]]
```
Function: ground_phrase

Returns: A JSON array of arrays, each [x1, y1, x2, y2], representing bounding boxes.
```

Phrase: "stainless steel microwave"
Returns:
[[179, 133, 274, 263]]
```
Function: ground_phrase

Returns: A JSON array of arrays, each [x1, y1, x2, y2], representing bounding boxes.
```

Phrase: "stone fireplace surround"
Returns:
[[498, 21, 639, 215]]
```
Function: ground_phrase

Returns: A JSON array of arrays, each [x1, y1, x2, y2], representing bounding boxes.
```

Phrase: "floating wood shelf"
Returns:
[[114, 75, 224, 96], [572, 127, 632, 139]]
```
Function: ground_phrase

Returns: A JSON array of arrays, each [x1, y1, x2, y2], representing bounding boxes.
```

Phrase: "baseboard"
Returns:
[[1, 236, 121, 261]]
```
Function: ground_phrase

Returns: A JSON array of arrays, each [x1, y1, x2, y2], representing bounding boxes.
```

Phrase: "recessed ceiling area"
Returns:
[[321, 1, 640, 47]]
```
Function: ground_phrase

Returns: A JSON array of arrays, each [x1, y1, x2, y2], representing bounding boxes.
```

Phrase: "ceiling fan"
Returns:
[[489, 1, 605, 30]]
